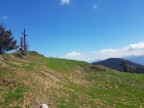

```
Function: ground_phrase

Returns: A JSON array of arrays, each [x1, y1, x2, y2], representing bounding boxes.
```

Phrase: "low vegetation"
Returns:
[[0, 51, 144, 108]]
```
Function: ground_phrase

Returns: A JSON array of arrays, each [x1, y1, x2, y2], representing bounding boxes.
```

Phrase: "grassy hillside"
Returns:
[[0, 51, 144, 108]]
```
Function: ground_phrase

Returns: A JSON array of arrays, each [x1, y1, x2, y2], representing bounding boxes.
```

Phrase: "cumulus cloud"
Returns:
[[125, 42, 144, 50], [92, 49, 117, 54], [60, 42, 144, 62], [60, 52, 82, 60], [92, 4, 98, 9], [66, 52, 81, 57], [91, 41, 144, 60], [2, 16, 8, 20], [60, 0, 71, 6]]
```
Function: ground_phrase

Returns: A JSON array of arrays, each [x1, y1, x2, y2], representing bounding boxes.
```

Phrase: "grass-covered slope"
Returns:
[[0, 51, 144, 108]]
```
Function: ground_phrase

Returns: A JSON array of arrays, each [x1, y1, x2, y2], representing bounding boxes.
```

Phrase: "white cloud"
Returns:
[[60, 0, 71, 6], [60, 52, 82, 61], [66, 52, 81, 57], [92, 4, 98, 9], [92, 49, 117, 54], [60, 42, 144, 62], [91, 42, 144, 60], [2, 16, 8, 20], [125, 42, 144, 50]]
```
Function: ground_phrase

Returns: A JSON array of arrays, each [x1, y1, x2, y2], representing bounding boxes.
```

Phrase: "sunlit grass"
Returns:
[[0, 51, 144, 108]]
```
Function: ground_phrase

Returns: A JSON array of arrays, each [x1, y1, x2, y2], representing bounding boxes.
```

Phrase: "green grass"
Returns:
[[85, 72, 144, 107], [0, 51, 144, 108], [0, 86, 28, 108], [0, 67, 28, 108], [46, 58, 89, 72]]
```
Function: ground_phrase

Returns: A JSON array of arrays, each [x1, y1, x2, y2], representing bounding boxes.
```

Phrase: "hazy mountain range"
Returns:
[[122, 55, 144, 65], [92, 58, 144, 74]]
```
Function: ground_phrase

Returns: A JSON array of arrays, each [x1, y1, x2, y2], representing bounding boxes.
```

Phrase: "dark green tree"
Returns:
[[0, 24, 17, 54], [120, 60, 127, 72]]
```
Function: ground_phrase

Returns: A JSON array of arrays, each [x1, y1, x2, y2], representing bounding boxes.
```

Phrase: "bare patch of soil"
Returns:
[[0, 79, 18, 88]]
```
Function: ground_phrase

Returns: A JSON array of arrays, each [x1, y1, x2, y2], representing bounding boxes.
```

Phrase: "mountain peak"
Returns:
[[92, 58, 144, 74]]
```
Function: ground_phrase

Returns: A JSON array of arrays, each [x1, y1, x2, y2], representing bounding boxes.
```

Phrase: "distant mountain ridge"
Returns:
[[92, 58, 144, 74], [122, 55, 144, 65]]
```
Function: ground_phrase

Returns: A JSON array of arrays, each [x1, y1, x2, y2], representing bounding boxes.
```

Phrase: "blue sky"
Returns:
[[0, 0, 144, 62]]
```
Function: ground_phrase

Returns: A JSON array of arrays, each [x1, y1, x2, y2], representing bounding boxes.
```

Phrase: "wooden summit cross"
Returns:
[[20, 29, 27, 55], [22, 29, 27, 51]]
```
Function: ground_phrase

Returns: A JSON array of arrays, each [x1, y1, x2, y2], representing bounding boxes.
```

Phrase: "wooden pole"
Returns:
[[22, 29, 27, 54]]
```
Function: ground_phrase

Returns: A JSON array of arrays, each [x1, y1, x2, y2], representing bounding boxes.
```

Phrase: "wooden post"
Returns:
[[22, 29, 27, 54]]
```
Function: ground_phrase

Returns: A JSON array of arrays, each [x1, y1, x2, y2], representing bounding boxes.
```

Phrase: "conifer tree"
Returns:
[[0, 24, 17, 54]]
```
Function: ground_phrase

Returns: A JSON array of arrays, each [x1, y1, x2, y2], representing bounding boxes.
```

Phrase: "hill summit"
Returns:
[[0, 51, 144, 108]]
